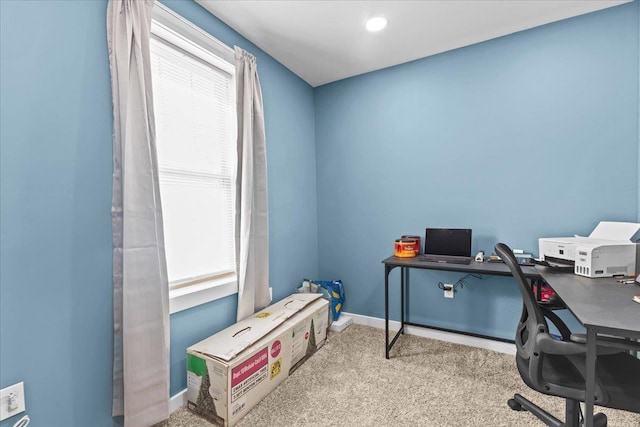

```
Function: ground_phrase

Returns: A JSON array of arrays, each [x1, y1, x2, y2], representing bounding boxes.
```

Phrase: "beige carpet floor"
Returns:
[[166, 324, 640, 427]]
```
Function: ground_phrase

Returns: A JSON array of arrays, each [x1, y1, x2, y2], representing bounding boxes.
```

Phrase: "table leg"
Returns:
[[401, 267, 405, 333], [385, 264, 390, 359], [584, 327, 596, 427], [384, 265, 405, 359]]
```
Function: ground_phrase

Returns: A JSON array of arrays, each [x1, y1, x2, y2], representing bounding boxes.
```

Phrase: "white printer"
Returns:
[[539, 221, 640, 278]]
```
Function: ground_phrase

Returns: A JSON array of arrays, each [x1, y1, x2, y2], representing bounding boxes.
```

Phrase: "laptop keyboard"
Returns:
[[421, 255, 472, 265]]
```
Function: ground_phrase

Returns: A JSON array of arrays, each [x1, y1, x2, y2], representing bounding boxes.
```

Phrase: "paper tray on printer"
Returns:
[[531, 258, 574, 271]]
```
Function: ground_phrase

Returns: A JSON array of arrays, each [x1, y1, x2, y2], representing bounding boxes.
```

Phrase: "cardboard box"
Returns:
[[186, 293, 329, 426]]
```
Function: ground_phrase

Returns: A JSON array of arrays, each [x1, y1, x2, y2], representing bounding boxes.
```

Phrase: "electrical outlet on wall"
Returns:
[[443, 284, 454, 299], [0, 382, 26, 421]]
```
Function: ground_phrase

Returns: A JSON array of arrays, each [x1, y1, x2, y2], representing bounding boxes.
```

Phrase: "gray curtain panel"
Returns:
[[235, 47, 271, 321], [107, 0, 170, 425]]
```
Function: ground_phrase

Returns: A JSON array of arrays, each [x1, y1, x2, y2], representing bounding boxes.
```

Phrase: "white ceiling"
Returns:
[[196, 1, 630, 87]]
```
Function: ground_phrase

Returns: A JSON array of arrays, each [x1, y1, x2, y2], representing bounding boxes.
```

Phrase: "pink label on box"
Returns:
[[271, 340, 281, 358], [231, 348, 269, 387]]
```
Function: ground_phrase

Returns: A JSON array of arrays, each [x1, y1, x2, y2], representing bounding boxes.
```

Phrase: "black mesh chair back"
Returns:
[[495, 243, 546, 363]]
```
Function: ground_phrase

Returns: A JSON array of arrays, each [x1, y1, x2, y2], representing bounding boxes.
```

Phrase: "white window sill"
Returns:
[[169, 275, 238, 314]]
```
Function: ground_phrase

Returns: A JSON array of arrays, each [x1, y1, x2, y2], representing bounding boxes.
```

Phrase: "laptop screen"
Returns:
[[424, 228, 472, 257]]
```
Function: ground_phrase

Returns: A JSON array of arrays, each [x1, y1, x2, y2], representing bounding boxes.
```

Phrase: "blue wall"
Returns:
[[0, 1, 114, 426], [0, 1, 317, 426], [314, 2, 639, 338]]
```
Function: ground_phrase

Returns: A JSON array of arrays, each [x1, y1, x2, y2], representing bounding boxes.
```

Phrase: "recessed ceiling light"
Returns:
[[365, 16, 388, 32]]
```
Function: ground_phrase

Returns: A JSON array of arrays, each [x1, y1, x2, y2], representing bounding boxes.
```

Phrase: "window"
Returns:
[[150, 4, 237, 313]]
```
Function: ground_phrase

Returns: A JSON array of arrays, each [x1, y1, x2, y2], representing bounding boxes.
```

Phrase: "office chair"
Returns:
[[495, 243, 640, 427]]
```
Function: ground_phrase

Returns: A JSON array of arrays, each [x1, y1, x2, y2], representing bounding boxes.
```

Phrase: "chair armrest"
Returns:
[[539, 313, 626, 355], [570, 333, 586, 343], [537, 335, 586, 355], [571, 333, 640, 352], [536, 333, 623, 356]]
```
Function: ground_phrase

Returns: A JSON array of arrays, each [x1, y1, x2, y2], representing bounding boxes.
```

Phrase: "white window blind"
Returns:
[[150, 30, 236, 288]]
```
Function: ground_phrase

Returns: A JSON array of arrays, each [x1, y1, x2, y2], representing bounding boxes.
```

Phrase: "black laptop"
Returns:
[[422, 228, 472, 265]]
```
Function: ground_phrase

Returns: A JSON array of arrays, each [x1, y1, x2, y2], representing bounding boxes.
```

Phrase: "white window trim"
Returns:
[[169, 276, 238, 314], [153, 3, 234, 64], [152, 2, 238, 314]]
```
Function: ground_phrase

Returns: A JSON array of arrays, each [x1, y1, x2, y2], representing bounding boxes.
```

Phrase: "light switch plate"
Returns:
[[0, 382, 25, 421]]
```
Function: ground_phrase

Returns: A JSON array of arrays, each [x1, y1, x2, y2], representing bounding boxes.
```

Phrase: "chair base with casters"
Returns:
[[508, 393, 607, 427]]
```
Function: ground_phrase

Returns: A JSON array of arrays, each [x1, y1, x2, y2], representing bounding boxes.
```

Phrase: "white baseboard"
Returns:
[[330, 314, 354, 332], [342, 311, 516, 355], [170, 389, 187, 414]]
